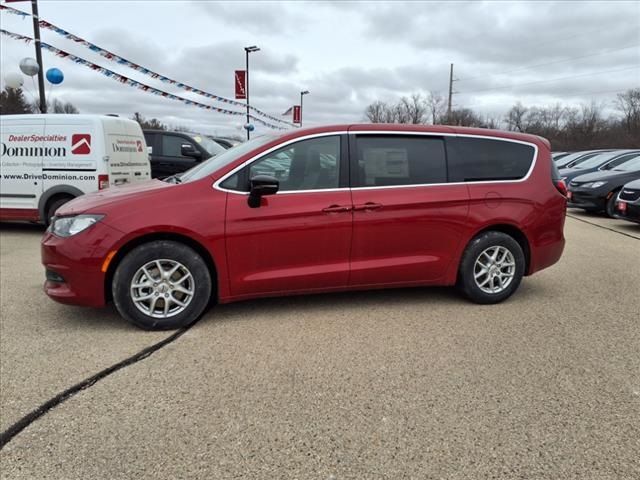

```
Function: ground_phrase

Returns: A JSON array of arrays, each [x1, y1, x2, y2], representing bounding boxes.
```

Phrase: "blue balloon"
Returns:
[[244, 123, 255, 132], [46, 68, 64, 85]]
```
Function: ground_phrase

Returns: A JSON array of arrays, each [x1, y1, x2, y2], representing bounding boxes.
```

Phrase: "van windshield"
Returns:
[[180, 134, 278, 183]]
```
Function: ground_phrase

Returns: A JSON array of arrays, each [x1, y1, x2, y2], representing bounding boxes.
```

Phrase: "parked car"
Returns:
[[208, 137, 239, 149], [42, 125, 566, 330], [559, 150, 640, 185], [552, 151, 570, 161], [554, 150, 613, 169], [614, 179, 640, 224], [143, 130, 226, 178], [1, 114, 151, 225], [568, 156, 640, 216]]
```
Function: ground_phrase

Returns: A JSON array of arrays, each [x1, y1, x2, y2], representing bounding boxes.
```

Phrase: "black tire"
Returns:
[[45, 196, 73, 226], [112, 241, 212, 330], [457, 231, 526, 304], [605, 190, 620, 218]]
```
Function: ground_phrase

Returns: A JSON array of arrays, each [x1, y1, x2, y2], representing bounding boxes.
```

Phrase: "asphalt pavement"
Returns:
[[0, 211, 638, 479]]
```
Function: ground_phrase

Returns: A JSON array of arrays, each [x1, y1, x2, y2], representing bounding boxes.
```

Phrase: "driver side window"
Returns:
[[224, 136, 341, 192]]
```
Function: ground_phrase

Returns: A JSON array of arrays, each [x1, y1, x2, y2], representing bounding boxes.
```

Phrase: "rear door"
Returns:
[[223, 134, 353, 297], [348, 133, 469, 285]]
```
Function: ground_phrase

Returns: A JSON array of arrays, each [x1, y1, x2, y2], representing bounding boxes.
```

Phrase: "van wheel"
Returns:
[[605, 190, 620, 218], [45, 196, 73, 226], [457, 231, 525, 304], [112, 241, 212, 330]]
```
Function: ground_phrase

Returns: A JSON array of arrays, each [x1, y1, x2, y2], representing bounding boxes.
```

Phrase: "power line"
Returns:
[[459, 44, 640, 82], [459, 65, 640, 95]]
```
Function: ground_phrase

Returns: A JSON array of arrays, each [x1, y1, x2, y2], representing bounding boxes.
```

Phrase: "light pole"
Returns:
[[300, 90, 309, 127], [244, 45, 260, 139]]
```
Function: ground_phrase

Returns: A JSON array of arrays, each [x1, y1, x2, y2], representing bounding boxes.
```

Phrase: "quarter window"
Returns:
[[447, 137, 535, 182], [354, 135, 447, 187]]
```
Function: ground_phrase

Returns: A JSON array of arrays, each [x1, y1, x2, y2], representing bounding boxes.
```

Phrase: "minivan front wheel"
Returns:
[[112, 241, 212, 330], [458, 231, 525, 304]]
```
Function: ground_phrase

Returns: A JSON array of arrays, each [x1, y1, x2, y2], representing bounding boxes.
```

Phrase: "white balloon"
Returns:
[[19, 57, 39, 77], [4, 72, 24, 89]]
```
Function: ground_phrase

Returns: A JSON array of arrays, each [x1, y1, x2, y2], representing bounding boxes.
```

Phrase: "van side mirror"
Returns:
[[248, 175, 279, 208], [181, 144, 201, 159]]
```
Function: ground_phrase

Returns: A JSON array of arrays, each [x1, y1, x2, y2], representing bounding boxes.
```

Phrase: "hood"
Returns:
[[622, 178, 640, 190], [571, 168, 640, 184], [57, 179, 172, 216]]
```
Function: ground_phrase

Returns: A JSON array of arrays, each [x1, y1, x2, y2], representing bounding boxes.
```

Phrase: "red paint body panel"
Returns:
[[225, 190, 353, 297], [41, 124, 566, 310], [0, 208, 40, 222], [350, 184, 469, 285]]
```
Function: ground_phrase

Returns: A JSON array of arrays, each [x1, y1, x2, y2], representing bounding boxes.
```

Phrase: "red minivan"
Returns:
[[42, 125, 567, 330]]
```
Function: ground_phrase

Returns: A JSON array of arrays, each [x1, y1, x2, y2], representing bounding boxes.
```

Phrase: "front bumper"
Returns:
[[567, 188, 607, 210], [41, 221, 123, 307]]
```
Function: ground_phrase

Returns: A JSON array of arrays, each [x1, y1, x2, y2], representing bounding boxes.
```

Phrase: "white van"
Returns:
[[1, 114, 151, 224]]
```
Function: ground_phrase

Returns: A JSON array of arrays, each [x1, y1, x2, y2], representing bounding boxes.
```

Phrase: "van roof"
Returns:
[[1, 114, 130, 121]]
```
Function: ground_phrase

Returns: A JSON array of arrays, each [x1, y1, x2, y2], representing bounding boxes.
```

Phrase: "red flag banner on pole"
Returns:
[[235, 70, 246, 100], [293, 105, 301, 124]]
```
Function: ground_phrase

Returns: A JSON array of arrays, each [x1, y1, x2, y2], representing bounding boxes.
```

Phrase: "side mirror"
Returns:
[[181, 144, 201, 159], [248, 175, 279, 208]]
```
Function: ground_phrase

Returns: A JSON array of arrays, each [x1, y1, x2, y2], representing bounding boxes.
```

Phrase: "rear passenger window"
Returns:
[[354, 136, 447, 187], [447, 137, 535, 182]]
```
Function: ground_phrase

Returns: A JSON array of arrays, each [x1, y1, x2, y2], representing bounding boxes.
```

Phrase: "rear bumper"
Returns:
[[41, 222, 123, 308]]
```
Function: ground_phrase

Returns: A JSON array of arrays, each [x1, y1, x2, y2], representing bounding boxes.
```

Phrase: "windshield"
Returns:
[[573, 151, 621, 169], [556, 151, 601, 168], [612, 155, 640, 172], [189, 134, 226, 156], [180, 134, 278, 183]]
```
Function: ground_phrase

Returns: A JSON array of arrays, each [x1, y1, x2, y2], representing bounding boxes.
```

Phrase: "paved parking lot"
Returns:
[[1, 211, 639, 479]]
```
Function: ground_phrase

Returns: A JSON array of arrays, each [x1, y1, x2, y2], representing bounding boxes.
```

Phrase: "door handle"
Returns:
[[322, 205, 352, 213], [353, 202, 383, 211]]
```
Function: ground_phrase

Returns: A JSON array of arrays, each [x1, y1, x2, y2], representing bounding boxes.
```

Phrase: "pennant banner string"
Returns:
[[0, 29, 289, 130], [0, 4, 296, 127]]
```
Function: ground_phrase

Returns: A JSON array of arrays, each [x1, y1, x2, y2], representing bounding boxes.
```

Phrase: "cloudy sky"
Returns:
[[1, 0, 639, 136]]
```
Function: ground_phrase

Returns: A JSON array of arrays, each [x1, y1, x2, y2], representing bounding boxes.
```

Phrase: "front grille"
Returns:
[[619, 188, 640, 202]]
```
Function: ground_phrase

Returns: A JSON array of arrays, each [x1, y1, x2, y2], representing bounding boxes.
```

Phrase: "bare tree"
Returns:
[[364, 100, 390, 123], [505, 102, 527, 132], [615, 88, 640, 134], [131, 112, 167, 130], [426, 91, 445, 124]]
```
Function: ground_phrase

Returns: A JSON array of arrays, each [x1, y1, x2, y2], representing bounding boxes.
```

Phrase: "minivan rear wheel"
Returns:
[[457, 231, 525, 304], [45, 196, 73, 226], [112, 241, 212, 330]]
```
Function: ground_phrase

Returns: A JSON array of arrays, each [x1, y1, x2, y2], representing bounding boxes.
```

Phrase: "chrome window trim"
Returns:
[[213, 130, 539, 195]]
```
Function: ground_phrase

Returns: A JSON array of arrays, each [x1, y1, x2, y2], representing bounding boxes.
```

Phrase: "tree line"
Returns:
[[0, 87, 79, 115], [364, 88, 640, 150]]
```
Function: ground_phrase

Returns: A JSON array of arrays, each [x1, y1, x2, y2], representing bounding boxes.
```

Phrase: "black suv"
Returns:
[[143, 130, 226, 178]]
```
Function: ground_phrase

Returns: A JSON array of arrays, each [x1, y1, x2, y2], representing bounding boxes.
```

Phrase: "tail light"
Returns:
[[555, 179, 568, 197], [98, 174, 110, 190]]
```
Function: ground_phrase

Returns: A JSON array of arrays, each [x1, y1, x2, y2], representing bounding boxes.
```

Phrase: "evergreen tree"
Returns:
[[0, 88, 33, 115]]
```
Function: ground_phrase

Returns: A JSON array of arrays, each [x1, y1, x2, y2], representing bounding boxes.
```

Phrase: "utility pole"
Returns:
[[447, 63, 454, 125], [31, 0, 47, 113]]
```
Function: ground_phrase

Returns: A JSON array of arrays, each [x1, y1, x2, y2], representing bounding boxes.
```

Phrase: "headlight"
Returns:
[[51, 214, 104, 237], [590, 181, 606, 189]]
